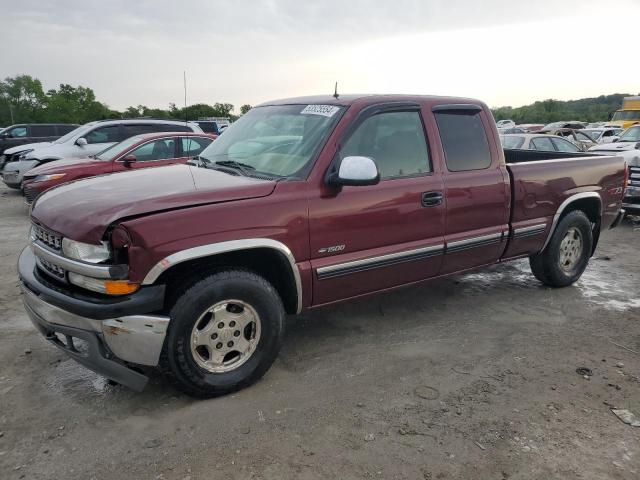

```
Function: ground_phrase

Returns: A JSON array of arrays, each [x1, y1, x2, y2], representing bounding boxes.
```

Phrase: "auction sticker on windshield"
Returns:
[[301, 105, 340, 117]]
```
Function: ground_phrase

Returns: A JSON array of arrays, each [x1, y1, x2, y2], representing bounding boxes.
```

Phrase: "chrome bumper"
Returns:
[[22, 287, 170, 391]]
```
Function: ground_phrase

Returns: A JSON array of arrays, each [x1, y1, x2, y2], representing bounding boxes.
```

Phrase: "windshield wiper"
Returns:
[[214, 160, 256, 171]]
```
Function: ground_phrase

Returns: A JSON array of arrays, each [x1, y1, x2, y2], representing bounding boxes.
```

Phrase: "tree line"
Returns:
[[0, 74, 632, 127], [0, 75, 252, 126], [491, 94, 632, 124]]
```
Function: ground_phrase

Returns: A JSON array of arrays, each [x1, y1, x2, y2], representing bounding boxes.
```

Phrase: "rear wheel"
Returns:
[[160, 269, 285, 398], [529, 210, 593, 287]]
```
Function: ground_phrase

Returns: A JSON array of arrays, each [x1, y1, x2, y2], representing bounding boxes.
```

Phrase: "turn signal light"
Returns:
[[104, 280, 140, 295]]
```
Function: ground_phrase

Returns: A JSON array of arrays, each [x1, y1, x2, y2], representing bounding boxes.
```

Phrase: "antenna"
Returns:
[[333, 81, 339, 99], [183, 70, 188, 125]]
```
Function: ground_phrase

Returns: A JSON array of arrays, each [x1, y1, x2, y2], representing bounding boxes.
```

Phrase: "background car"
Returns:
[[500, 133, 584, 153], [1, 119, 203, 189], [539, 121, 586, 132], [0, 123, 78, 168], [581, 127, 621, 144], [547, 128, 597, 151], [22, 132, 216, 204]]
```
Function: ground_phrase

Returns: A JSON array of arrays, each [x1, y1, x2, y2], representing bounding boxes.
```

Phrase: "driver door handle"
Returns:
[[421, 191, 443, 207]]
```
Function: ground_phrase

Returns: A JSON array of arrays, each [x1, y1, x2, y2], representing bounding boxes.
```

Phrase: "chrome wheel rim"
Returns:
[[558, 227, 583, 272], [190, 300, 261, 373]]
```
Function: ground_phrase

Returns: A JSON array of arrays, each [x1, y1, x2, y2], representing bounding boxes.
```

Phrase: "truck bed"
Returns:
[[502, 150, 626, 259]]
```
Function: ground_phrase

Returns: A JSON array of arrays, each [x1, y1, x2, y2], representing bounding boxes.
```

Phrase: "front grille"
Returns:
[[628, 166, 640, 189], [32, 223, 62, 251], [24, 185, 37, 205], [37, 257, 66, 280]]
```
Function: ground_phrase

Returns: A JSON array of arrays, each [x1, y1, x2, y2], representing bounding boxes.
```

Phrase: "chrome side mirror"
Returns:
[[329, 156, 380, 186]]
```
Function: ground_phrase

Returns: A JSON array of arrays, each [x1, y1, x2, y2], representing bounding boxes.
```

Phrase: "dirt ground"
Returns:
[[0, 183, 639, 480]]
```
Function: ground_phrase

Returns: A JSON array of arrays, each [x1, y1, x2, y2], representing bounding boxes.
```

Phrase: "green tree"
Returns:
[[240, 104, 252, 115], [0, 75, 47, 124]]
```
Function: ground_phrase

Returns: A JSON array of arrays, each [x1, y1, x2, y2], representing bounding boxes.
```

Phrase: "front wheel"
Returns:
[[529, 210, 593, 287], [160, 269, 285, 398]]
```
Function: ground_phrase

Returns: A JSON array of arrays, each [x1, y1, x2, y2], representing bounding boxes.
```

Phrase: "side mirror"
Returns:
[[0, 132, 9, 139], [76, 137, 88, 146], [329, 156, 380, 186], [122, 154, 137, 167]]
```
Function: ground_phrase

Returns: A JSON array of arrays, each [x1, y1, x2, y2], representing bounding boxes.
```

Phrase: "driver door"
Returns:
[[308, 106, 445, 306]]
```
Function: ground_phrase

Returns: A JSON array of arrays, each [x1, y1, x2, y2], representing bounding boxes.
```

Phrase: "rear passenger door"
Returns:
[[433, 106, 510, 274], [309, 105, 446, 305], [29, 125, 58, 141]]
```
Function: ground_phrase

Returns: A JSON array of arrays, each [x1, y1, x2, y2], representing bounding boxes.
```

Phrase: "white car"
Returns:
[[581, 128, 621, 145], [1, 119, 203, 188], [496, 119, 516, 130], [589, 125, 640, 165]]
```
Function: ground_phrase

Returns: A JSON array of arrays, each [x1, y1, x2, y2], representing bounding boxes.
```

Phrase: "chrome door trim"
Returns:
[[316, 244, 444, 280], [445, 232, 504, 254], [513, 223, 547, 239], [540, 192, 602, 250], [141, 238, 303, 314]]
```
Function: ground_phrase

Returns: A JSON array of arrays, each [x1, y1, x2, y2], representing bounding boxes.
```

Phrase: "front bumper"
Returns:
[[2, 170, 21, 188], [19, 247, 170, 391]]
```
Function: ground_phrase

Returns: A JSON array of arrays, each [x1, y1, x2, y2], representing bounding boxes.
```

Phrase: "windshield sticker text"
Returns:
[[301, 105, 340, 117]]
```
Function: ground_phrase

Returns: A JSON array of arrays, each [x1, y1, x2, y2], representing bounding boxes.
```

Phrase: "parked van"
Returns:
[[0, 123, 78, 156]]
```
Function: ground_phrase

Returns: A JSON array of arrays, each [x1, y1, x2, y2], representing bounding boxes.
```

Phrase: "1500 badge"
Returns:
[[318, 244, 345, 254]]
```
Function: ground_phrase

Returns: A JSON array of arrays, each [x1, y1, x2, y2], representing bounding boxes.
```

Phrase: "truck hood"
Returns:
[[24, 157, 103, 177], [31, 165, 277, 243], [4, 141, 52, 155]]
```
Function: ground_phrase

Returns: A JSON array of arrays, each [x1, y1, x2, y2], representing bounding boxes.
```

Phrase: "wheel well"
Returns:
[[156, 248, 299, 315], [559, 197, 601, 254]]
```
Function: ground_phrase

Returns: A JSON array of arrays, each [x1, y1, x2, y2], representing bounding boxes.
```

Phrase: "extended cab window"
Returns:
[[130, 139, 177, 161], [435, 110, 491, 171], [341, 111, 430, 179]]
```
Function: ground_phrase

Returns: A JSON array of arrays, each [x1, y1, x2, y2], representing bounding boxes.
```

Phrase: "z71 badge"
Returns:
[[318, 244, 345, 254]]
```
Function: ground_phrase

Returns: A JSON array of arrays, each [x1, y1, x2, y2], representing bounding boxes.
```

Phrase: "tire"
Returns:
[[160, 269, 285, 398], [529, 210, 593, 287]]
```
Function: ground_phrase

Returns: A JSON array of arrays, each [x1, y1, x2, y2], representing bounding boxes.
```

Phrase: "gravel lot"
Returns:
[[0, 183, 639, 480]]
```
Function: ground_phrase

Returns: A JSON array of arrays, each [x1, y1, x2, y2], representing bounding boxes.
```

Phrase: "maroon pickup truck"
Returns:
[[19, 94, 626, 397]]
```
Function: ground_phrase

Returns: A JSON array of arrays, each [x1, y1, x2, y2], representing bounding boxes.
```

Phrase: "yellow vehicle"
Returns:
[[610, 96, 640, 129]]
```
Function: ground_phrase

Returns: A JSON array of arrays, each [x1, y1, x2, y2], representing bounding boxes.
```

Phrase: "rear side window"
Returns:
[[341, 111, 430, 179], [56, 125, 76, 135], [196, 122, 218, 134], [181, 137, 213, 156], [156, 124, 193, 133], [501, 135, 525, 149], [551, 137, 580, 153], [435, 111, 491, 171], [122, 124, 156, 137], [530, 137, 555, 151], [30, 125, 57, 137]]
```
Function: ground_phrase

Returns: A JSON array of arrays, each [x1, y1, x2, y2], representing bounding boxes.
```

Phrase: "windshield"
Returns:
[[618, 126, 640, 142], [53, 123, 97, 144], [196, 104, 344, 178], [500, 135, 525, 149], [95, 135, 144, 160], [612, 111, 640, 121]]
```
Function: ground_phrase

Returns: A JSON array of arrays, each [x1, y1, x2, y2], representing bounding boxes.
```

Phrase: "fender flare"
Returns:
[[141, 238, 303, 313], [541, 192, 602, 251]]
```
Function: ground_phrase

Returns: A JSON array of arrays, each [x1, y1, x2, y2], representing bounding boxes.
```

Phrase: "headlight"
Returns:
[[62, 238, 111, 263], [33, 173, 66, 182], [18, 149, 34, 159]]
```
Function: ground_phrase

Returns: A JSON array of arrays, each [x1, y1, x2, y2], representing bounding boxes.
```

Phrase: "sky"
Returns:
[[1, 0, 639, 113]]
